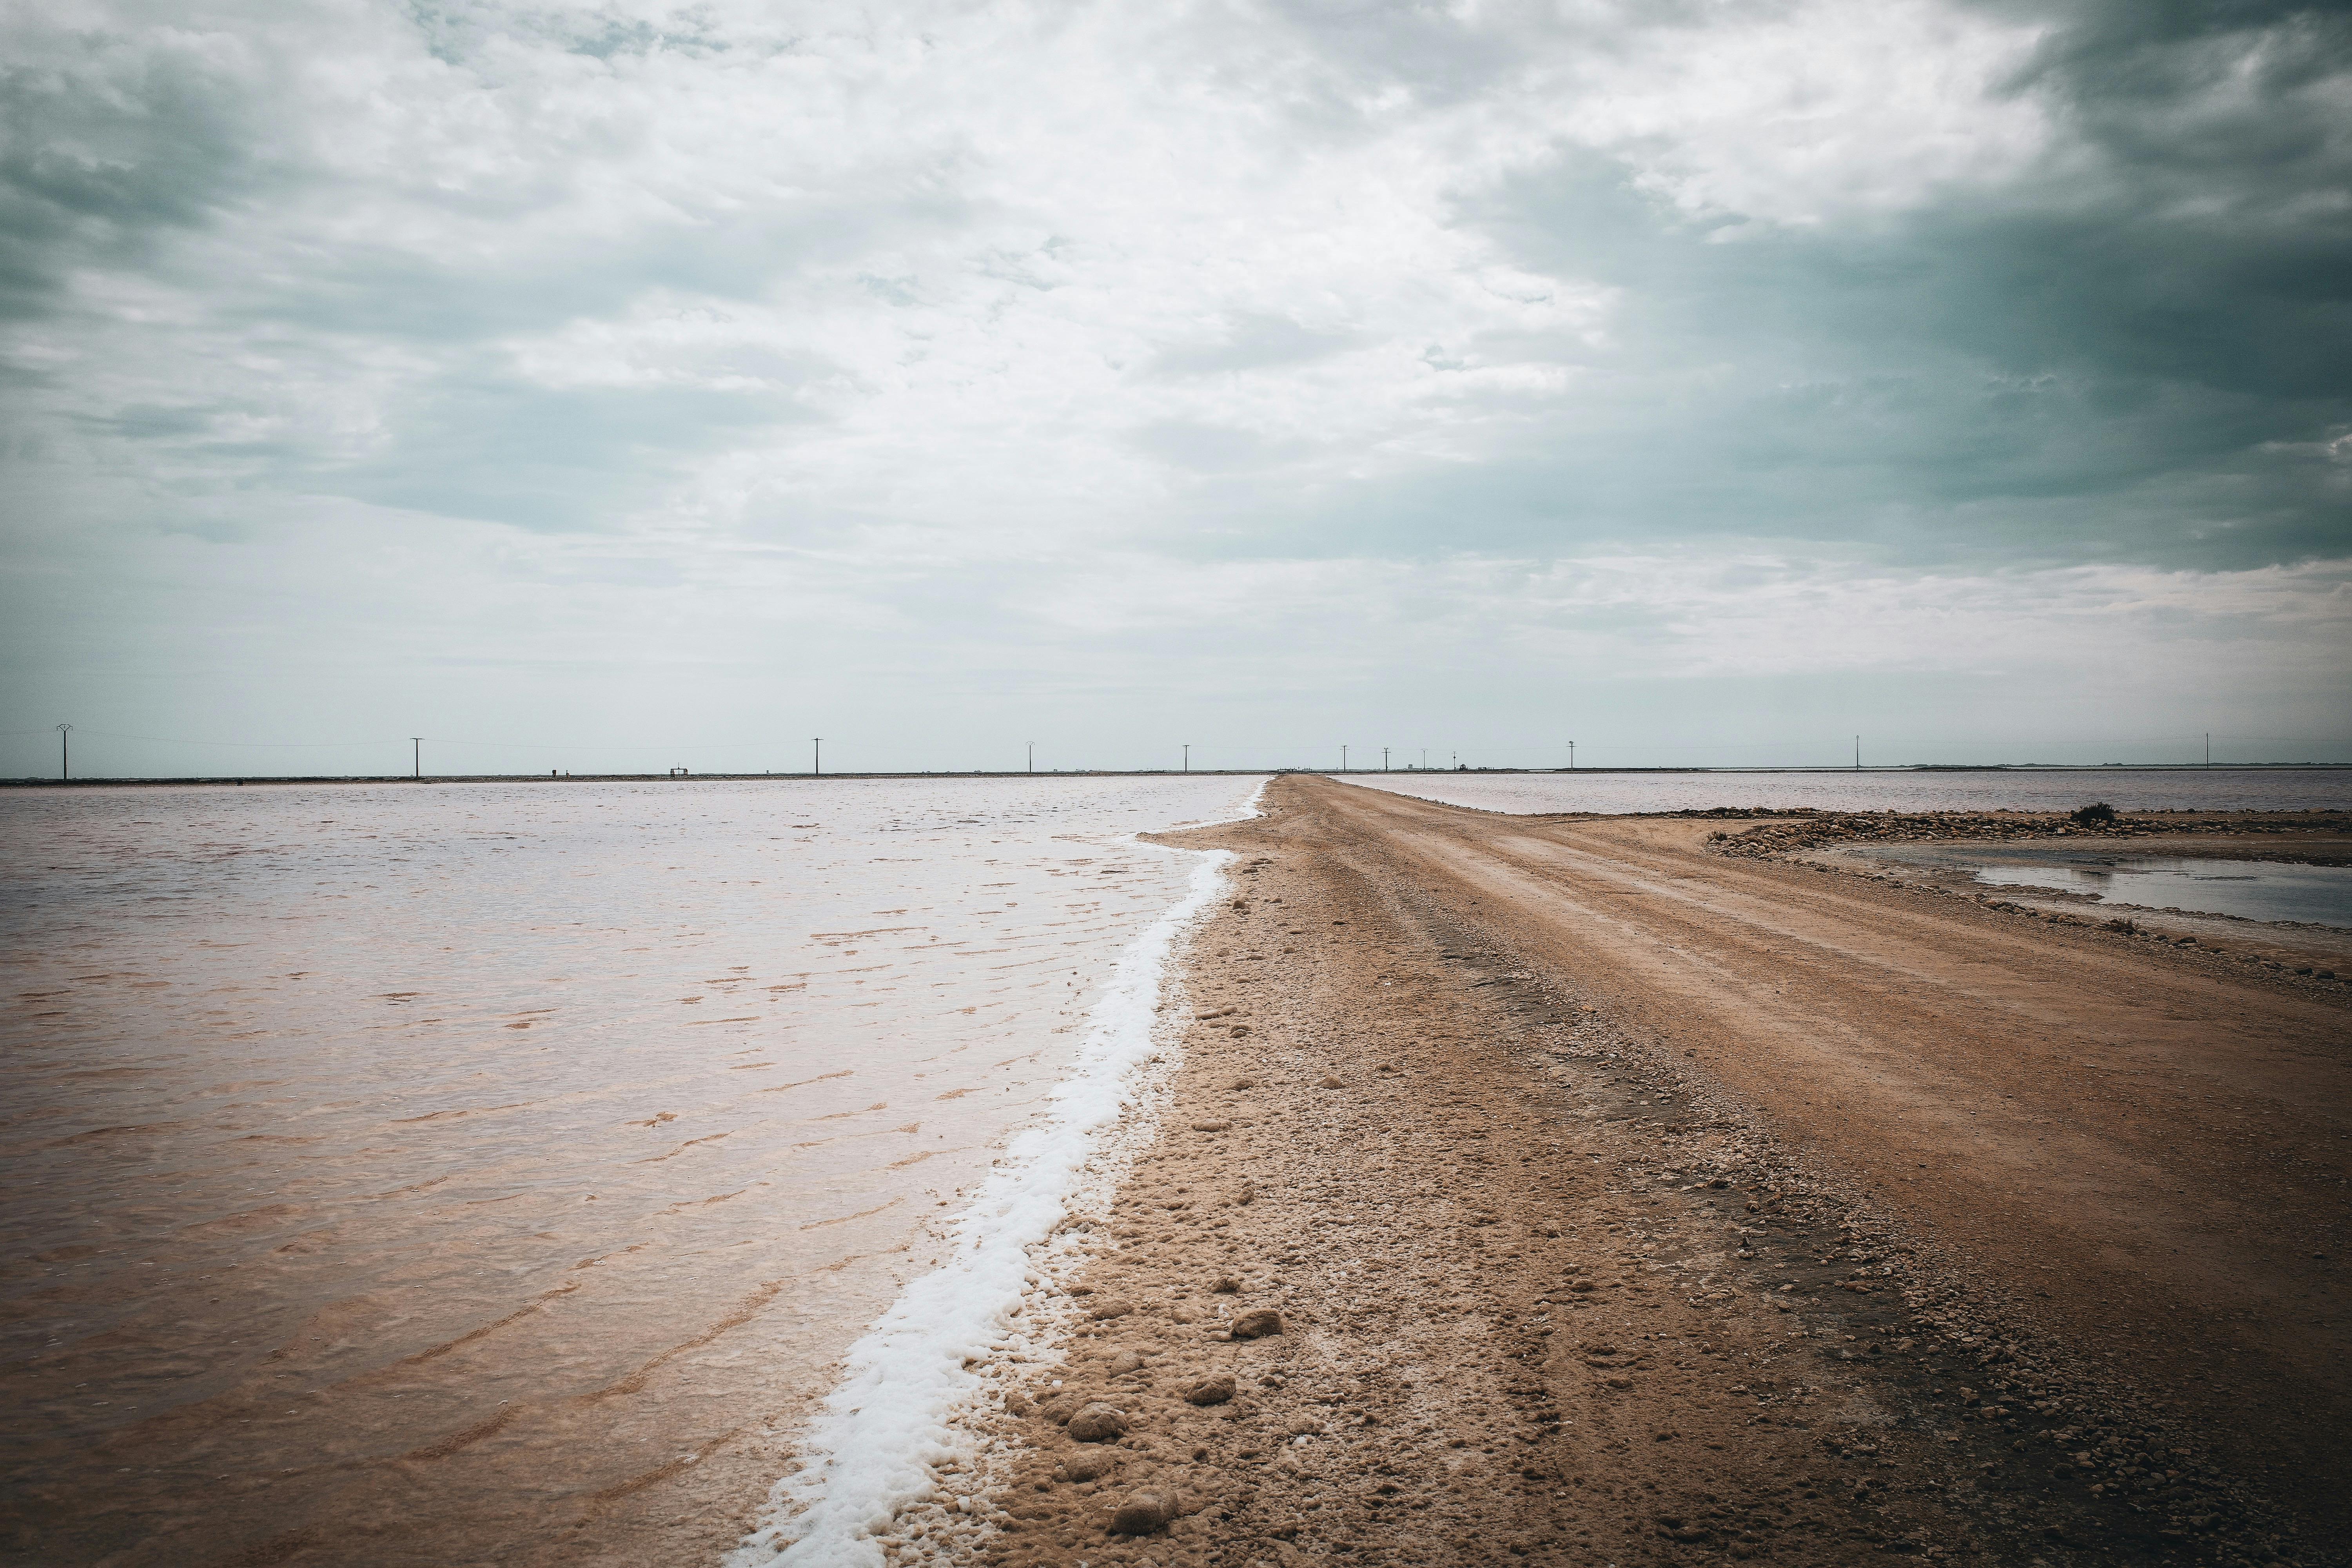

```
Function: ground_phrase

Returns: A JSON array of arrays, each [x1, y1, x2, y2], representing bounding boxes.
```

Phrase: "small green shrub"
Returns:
[[2071, 802, 2117, 826]]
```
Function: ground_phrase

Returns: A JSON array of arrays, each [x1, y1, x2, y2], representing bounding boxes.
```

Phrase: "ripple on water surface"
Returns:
[[0, 774, 1262, 1566]]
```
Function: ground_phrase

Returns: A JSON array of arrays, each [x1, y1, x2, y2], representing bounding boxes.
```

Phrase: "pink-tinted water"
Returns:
[[1339, 767, 2351, 815], [0, 775, 1259, 1567]]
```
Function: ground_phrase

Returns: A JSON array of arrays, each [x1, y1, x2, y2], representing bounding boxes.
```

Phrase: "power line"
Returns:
[[0, 728, 383, 748], [0, 729, 833, 753]]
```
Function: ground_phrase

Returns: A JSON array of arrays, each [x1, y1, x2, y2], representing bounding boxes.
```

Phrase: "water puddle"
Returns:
[[1969, 857, 2352, 927]]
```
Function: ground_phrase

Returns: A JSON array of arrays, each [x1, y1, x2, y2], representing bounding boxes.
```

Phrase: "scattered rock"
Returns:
[[1066, 1402, 1131, 1442], [1063, 1450, 1118, 1483], [1230, 1308, 1285, 1340], [969, 797, 2328, 1565], [1089, 1300, 1135, 1321], [1111, 1489, 1177, 1535], [1039, 1392, 1085, 1425], [1003, 1390, 1035, 1416], [1184, 1374, 1237, 1406], [1230, 1025, 1252, 1037]]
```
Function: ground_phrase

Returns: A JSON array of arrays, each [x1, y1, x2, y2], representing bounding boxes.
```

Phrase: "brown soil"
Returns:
[[971, 777, 2351, 1568]]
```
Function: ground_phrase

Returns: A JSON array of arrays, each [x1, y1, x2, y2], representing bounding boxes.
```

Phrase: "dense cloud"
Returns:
[[0, 0, 2344, 772]]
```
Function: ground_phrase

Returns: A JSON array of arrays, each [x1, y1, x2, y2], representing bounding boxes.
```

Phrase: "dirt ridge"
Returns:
[[940, 780, 2346, 1568]]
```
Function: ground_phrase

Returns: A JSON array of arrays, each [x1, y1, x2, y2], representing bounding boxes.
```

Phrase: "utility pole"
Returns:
[[1421, 748, 1428, 770], [1382, 747, 1389, 772], [1027, 741, 1034, 774], [1854, 735, 1861, 770], [1341, 745, 1348, 773], [2205, 732, 2211, 768], [411, 736, 421, 780], [1568, 739, 1575, 770], [813, 738, 823, 777], [56, 722, 70, 780]]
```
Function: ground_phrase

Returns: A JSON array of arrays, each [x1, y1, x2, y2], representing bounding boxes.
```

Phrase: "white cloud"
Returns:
[[1530, 0, 2056, 227], [2, 0, 2343, 770], [9, 0, 2046, 535]]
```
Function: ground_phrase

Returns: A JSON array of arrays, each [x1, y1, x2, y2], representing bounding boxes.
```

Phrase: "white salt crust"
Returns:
[[727, 779, 1267, 1566]]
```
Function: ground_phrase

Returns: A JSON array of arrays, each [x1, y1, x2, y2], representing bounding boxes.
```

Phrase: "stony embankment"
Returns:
[[1698, 808, 2352, 862]]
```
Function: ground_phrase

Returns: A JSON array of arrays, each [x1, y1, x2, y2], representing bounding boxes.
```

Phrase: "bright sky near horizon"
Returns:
[[2, 0, 2347, 777]]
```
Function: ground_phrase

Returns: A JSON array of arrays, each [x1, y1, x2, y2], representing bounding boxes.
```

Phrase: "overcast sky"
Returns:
[[3, 0, 2347, 777]]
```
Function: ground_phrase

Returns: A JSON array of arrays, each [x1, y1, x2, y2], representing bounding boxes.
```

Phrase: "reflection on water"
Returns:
[[0, 775, 1260, 1567], [1972, 857, 2352, 927]]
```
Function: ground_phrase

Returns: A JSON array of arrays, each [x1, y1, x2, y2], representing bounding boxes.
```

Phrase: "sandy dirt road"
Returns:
[[976, 778, 2349, 1568]]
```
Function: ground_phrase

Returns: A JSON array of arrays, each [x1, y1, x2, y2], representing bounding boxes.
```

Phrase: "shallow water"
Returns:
[[1968, 857, 2352, 927], [1339, 767, 2352, 815], [0, 775, 1260, 1566]]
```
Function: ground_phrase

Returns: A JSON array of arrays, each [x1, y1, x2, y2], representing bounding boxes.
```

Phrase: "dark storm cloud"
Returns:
[[1459, 178, 2348, 569], [0, 33, 261, 319], [1210, 0, 2352, 573], [1975, 0, 2352, 401]]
